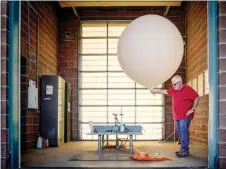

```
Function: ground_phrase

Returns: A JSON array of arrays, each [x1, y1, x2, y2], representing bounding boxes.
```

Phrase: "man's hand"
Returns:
[[150, 89, 155, 94], [186, 97, 200, 116], [186, 109, 194, 116]]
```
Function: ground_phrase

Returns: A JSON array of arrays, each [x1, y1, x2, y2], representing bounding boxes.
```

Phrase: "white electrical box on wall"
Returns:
[[29, 79, 36, 88], [28, 87, 38, 109]]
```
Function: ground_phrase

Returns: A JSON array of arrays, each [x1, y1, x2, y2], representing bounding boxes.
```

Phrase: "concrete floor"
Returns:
[[21, 141, 208, 168]]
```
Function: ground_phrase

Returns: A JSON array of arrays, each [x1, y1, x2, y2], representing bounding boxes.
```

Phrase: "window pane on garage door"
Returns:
[[80, 55, 107, 71]]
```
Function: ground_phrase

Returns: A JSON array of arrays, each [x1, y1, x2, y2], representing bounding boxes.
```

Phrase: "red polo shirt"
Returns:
[[167, 84, 199, 120]]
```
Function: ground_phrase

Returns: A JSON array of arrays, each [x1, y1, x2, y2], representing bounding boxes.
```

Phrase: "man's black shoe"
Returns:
[[176, 150, 189, 157]]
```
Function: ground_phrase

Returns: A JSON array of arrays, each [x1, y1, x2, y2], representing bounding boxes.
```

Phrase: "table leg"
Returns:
[[130, 135, 133, 154], [101, 134, 104, 149], [98, 134, 101, 154], [116, 134, 119, 150], [106, 135, 109, 145]]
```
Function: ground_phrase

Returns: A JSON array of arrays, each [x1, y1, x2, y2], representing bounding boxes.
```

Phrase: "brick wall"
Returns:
[[58, 8, 79, 140], [185, 1, 208, 144], [189, 95, 208, 143], [218, 2, 226, 168], [1, 1, 9, 168], [20, 1, 59, 150], [76, 6, 186, 140], [186, 1, 207, 81]]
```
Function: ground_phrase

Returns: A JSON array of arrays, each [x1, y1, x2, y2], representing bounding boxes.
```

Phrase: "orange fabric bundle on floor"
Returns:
[[131, 152, 169, 161]]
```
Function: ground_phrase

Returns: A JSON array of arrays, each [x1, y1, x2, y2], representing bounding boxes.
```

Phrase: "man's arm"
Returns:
[[151, 89, 168, 95], [191, 97, 200, 111], [186, 97, 200, 116]]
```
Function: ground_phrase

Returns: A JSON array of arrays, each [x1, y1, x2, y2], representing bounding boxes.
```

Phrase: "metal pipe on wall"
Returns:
[[36, 17, 39, 88], [27, 1, 38, 15], [77, 19, 81, 140], [184, 3, 187, 71], [36, 15, 40, 113], [21, 2, 39, 85], [27, 1, 39, 88], [163, 6, 170, 17]]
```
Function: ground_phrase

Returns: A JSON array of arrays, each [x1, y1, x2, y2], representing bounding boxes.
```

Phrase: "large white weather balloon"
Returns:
[[117, 15, 184, 90]]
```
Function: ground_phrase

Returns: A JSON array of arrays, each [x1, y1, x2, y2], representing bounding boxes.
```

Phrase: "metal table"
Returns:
[[87, 125, 143, 154]]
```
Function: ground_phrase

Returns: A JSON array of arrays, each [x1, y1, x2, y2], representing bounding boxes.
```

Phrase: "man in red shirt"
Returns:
[[151, 75, 200, 157]]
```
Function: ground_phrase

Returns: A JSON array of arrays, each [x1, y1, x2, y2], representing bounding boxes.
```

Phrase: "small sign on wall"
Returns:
[[46, 85, 53, 95]]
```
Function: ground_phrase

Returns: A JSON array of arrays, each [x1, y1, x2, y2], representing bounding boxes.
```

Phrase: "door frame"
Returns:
[[8, 1, 21, 168], [207, 1, 218, 168]]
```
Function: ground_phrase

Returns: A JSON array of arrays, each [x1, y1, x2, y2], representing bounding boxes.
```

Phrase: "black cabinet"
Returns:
[[40, 75, 65, 146]]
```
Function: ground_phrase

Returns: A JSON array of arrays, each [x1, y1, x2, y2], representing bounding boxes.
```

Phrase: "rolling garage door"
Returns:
[[78, 21, 165, 140]]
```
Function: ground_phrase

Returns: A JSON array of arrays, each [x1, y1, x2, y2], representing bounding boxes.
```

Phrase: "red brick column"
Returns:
[[1, 1, 9, 168], [58, 15, 79, 140], [218, 2, 226, 168]]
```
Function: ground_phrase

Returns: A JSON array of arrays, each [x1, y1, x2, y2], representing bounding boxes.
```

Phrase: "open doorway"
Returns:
[[4, 1, 223, 169], [20, 1, 210, 168]]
